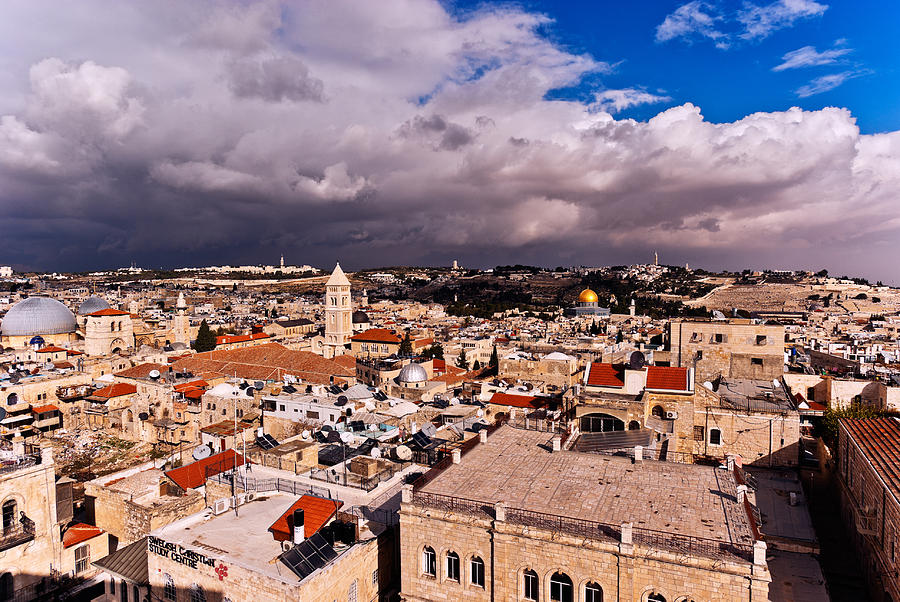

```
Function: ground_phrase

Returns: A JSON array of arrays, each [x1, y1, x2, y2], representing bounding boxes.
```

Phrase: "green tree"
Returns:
[[473, 359, 481, 370], [193, 319, 217, 352], [430, 343, 444, 359], [489, 346, 499, 369], [456, 348, 469, 370], [398, 331, 413, 356]]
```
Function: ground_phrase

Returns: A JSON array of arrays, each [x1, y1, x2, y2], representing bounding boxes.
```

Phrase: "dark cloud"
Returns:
[[0, 0, 898, 283]]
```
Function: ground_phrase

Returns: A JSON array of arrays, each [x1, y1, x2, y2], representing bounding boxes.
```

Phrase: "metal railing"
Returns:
[[208, 472, 333, 499], [0, 517, 36, 552], [507, 413, 568, 434], [410, 491, 755, 563], [309, 461, 411, 492], [0, 454, 41, 476]]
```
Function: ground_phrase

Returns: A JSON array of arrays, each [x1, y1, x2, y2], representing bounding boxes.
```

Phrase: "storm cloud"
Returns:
[[0, 0, 899, 280]]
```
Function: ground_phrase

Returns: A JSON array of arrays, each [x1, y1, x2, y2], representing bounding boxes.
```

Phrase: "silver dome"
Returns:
[[1, 296, 77, 336], [78, 296, 110, 315], [398, 362, 428, 384]]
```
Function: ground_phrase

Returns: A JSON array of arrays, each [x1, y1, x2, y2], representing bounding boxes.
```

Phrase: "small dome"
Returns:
[[1, 296, 77, 337], [78, 296, 110, 315], [352, 310, 370, 324], [578, 288, 599, 303], [398, 363, 428, 384]]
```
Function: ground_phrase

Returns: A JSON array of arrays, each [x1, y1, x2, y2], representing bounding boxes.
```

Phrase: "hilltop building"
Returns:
[[564, 288, 611, 318], [324, 263, 353, 359]]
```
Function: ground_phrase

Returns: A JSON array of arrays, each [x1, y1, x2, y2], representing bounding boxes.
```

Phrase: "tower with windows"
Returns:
[[324, 262, 352, 358]]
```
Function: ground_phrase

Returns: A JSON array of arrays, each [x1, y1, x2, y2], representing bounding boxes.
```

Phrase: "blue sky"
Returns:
[[451, 0, 900, 134]]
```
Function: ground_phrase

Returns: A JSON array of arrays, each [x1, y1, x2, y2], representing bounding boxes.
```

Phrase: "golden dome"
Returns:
[[578, 288, 599, 303]]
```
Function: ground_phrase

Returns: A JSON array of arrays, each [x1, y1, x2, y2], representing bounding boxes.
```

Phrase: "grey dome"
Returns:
[[78, 296, 110, 315], [352, 310, 370, 324], [398, 362, 428, 384], [1, 297, 77, 336]]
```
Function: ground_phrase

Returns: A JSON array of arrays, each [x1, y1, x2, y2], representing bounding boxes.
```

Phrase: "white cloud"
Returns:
[[655, 2, 726, 45], [795, 70, 861, 97], [738, 0, 828, 40], [773, 43, 852, 71], [591, 89, 672, 114]]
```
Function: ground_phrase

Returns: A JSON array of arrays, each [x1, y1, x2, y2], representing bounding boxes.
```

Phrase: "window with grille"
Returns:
[[190, 584, 206, 602], [348, 579, 357, 602], [524, 570, 539, 601], [423, 547, 436, 576], [446, 552, 460, 582], [585, 582, 602, 602], [470, 557, 485, 587], [693, 426, 705, 441], [74, 545, 90, 574]]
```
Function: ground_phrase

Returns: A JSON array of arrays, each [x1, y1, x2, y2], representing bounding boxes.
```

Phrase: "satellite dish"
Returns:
[[321, 424, 334, 432], [703, 381, 714, 391], [773, 379, 781, 388], [476, 408, 484, 417], [370, 447, 382, 459], [254, 381, 265, 391], [192, 445, 212, 461], [394, 445, 412, 461], [149, 370, 161, 379], [301, 430, 310, 440], [628, 351, 646, 371], [138, 412, 149, 421], [340, 431, 354, 444]]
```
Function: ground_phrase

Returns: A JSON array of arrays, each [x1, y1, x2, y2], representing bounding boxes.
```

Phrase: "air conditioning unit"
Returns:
[[212, 498, 231, 515], [666, 411, 678, 420], [246, 492, 256, 502], [236, 493, 246, 506]]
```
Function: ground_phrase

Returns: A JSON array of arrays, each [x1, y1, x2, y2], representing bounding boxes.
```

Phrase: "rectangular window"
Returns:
[[470, 558, 485, 587], [423, 549, 436, 577], [372, 569, 378, 585], [751, 358, 763, 366], [446, 554, 460, 582], [696, 350, 703, 360], [280, 405, 286, 412], [714, 333, 724, 343], [122, 580, 128, 602], [693, 425, 705, 441], [807, 387, 815, 402], [756, 335, 767, 345], [75, 544, 90, 574], [307, 410, 319, 419], [709, 428, 722, 446], [524, 572, 539, 601]]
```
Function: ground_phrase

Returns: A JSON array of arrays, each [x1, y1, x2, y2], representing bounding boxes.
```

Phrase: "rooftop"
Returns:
[[417, 425, 755, 547], [714, 378, 795, 413], [842, 417, 900, 502]]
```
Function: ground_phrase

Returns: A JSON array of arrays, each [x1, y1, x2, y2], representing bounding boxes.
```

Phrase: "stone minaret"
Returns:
[[324, 263, 352, 358], [173, 292, 190, 347]]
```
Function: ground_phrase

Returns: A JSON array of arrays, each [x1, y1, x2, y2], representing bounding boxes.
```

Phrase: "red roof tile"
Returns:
[[488, 393, 543, 409], [842, 418, 900, 500], [586, 363, 625, 388], [268, 495, 343, 542], [115, 363, 166, 379], [36, 345, 67, 353], [31, 404, 59, 414], [63, 523, 105, 548], [350, 328, 400, 344], [86, 308, 130, 317], [165, 449, 245, 490], [216, 333, 270, 345], [174, 379, 209, 392], [92, 383, 137, 399], [646, 366, 690, 391]]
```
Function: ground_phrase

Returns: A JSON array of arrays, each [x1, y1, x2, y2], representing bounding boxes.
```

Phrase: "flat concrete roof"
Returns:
[[419, 425, 755, 546]]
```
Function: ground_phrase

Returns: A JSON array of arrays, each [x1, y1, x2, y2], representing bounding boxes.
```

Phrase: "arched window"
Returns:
[[446, 551, 460, 582], [74, 544, 90, 574], [470, 556, 485, 587], [423, 547, 436, 576], [189, 584, 206, 602], [647, 593, 666, 602], [0, 572, 14, 600], [2, 500, 16, 534], [523, 569, 539, 601], [651, 405, 665, 418], [628, 420, 640, 430], [709, 428, 722, 445], [110, 322, 115, 332], [163, 574, 176, 601], [6, 393, 17, 406], [585, 582, 603, 602], [550, 572, 573, 602]]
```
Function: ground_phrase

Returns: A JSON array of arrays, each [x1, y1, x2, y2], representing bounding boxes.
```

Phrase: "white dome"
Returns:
[[1, 297, 77, 337], [78, 296, 110, 315], [398, 362, 428, 384]]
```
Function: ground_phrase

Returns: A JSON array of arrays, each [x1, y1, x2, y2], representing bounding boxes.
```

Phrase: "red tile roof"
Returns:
[[36, 345, 67, 353], [52, 361, 74, 369], [165, 449, 245, 491], [31, 404, 59, 414], [174, 379, 209, 392], [66, 350, 83, 356], [842, 418, 900, 500], [217, 333, 271, 345], [92, 383, 137, 399], [646, 366, 690, 391], [488, 393, 543, 409], [586, 363, 625, 388], [115, 363, 166, 379], [86, 308, 130, 317], [350, 328, 400, 344], [63, 523, 105, 548], [333, 355, 358, 371], [268, 495, 343, 542]]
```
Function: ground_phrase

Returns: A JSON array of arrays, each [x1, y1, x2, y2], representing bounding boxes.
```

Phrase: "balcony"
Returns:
[[0, 517, 35, 551]]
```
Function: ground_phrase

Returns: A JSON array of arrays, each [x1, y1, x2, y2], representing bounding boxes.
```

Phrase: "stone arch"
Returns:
[[651, 405, 665, 418], [641, 587, 670, 602], [628, 420, 641, 430], [0, 572, 13, 600], [581, 579, 604, 602], [6, 393, 17, 406], [547, 569, 574, 602], [110, 338, 125, 354], [517, 565, 541, 601], [1, 494, 24, 533]]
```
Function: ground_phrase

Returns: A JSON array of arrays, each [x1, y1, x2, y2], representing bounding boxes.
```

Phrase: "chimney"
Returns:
[[737, 485, 748, 504], [621, 521, 633, 545], [451, 449, 461, 464], [509, 407, 517, 420], [726, 455, 735, 471], [40, 440, 53, 465], [634, 445, 643, 463], [753, 540, 767, 566], [12, 436, 25, 457], [479, 429, 488, 443], [494, 502, 506, 522], [401, 484, 413, 504], [292, 509, 305, 544], [551, 436, 561, 452]]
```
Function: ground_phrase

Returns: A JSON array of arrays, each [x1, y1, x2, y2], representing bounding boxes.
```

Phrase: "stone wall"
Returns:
[[669, 321, 784, 381], [692, 407, 801, 467]]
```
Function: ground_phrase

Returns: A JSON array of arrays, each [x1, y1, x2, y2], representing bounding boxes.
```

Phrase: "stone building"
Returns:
[[400, 425, 769, 602], [351, 328, 401, 358], [324, 262, 353, 358], [0, 296, 79, 349], [498, 351, 579, 394], [666, 319, 785, 382], [83, 308, 134, 356], [837, 417, 900, 602]]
